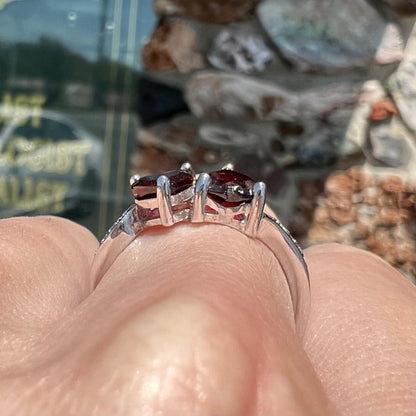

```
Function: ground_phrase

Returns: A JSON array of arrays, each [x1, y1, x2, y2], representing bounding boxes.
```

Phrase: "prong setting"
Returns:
[[180, 162, 194, 175], [192, 173, 211, 223], [130, 174, 140, 186], [245, 181, 266, 237], [221, 163, 234, 170], [94, 164, 309, 328], [156, 175, 174, 226]]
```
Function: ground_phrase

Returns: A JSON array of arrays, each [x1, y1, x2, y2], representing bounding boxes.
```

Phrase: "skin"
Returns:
[[0, 216, 414, 415]]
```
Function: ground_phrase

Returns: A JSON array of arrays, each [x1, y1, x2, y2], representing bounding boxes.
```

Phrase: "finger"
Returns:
[[303, 244, 416, 416], [1, 224, 334, 415], [0, 217, 98, 346]]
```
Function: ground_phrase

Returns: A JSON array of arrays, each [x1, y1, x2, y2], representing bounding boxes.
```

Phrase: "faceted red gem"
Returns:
[[208, 169, 255, 207], [233, 213, 246, 221], [132, 169, 193, 200]]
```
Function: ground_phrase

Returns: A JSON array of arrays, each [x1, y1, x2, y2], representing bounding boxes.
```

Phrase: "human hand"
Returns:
[[0, 216, 414, 415]]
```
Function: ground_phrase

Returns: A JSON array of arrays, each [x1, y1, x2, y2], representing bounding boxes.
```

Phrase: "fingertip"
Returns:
[[0, 216, 98, 333], [303, 242, 416, 415], [305, 242, 414, 289]]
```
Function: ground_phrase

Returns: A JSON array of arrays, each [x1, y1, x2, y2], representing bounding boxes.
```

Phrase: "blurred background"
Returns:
[[0, 0, 414, 280]]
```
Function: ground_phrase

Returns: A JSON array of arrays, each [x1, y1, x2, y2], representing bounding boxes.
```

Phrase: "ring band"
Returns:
[[91, 163, 310, 332]]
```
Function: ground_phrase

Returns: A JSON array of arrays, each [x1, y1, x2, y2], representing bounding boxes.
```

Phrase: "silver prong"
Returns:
[[130, 174, 141, 186], [245, 182, 266, 237], [157, 175, 174, 226], [180, 162, 194, 174], [192, 173, 210, 223], [221, 163, 234, 170]]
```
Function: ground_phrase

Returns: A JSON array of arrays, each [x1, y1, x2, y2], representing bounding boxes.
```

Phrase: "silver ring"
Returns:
[[91, 163, 310, 333]]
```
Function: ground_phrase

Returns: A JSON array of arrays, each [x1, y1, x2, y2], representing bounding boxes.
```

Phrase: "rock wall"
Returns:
[[133, 0, 416, 280]]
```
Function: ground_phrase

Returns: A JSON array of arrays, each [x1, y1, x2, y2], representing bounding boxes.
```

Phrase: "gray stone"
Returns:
[[186, 71, 362, 123], [197, 124, 259, 150], [300, 83, 361, 121], [295, 129, 340, 166], [343, 80, 387, 156], [192, 124, 261, 167], [185, 71, 299, 121], [368, 117, 413, 167], [208, 30, 274, 74], [374, 23, 404, 65], [257, 0, 404, 71], [388, 23, 416, 133]]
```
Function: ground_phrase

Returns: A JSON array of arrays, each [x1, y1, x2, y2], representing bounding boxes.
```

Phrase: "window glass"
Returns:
[[0, 0, 156, 236]]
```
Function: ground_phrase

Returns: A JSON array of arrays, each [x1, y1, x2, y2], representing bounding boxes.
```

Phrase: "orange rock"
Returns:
[[326, 195, 353, 210], [355, 221, 370, 239], [329, 207, 356, 226], [313, 205, 330, 223], [378, 207, 403, 225], [380, 175, 405, 193], [369, 98, 399, 121], [143, 22, 204, 73], [296, 168, 415, 281], [365, 229, 396, 256], [347, 167, 374, 191], [325, 172, 353, 196], [308, 225, 345, 244], [402, 192, 416, 208], [361, 186, 379, 205]]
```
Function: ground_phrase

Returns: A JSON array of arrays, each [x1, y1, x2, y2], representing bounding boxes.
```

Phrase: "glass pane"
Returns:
[[0, 0, 156, 236]]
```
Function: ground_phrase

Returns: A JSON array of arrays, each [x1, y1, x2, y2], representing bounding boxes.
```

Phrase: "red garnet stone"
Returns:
[[208, 169, 255, 207], [132, 169, 193, 200]]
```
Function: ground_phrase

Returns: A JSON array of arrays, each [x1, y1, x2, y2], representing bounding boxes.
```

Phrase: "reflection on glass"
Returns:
[[0, 0, 156, 235]]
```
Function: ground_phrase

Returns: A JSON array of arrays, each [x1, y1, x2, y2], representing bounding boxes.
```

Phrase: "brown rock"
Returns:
[[378, 207, 403, 224], [313, 205, 330, 224], [402, 192, 416, 208], [361, 186, 379, 205], [142, 21, 204, 73], [355, 221, 370, 239], [378, 0, 416, 15], [131, 143, 180, 175], [366, 229, 396, 257], [297, 167, 415, 280], [396, 246, 416, 265], [380, 175, 405, 193], [329, 207, 356, 226], [325, 172, 353, 196], [308, 225, 346, 244], [348, 167, 374, 192], [137, 121, 196, 160], [262, 96, 284, 116], [377, 191, 402, 208], [153, 0, 256, 23], [326, 195, 353, 211], [163, 122, 198, 146]]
